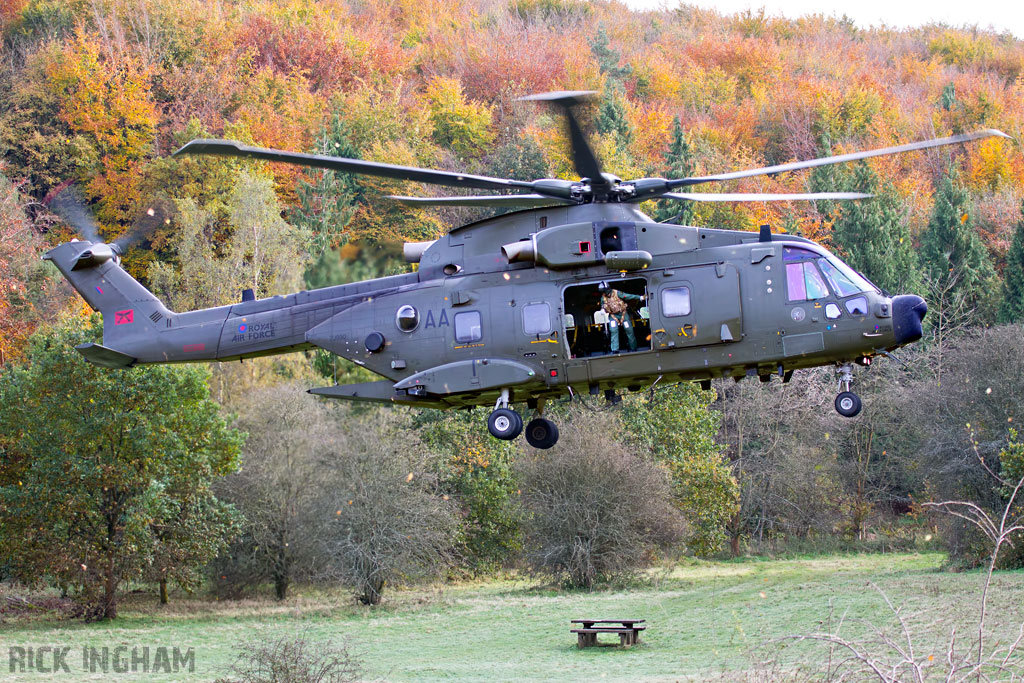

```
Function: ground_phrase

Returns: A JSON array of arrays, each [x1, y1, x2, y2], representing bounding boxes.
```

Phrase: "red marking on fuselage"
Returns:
[[182, 343, 206, 353], [114, 309, 134, 325]]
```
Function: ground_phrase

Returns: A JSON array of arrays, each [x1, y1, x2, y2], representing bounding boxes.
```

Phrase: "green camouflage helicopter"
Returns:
[[44, 92, 1008, 448]]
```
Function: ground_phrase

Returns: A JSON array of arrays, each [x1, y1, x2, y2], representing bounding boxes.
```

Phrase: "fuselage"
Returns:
[[45, 203, 925, 409]]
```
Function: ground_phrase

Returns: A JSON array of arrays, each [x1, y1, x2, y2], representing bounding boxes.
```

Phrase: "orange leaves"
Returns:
[[628, 105, 672, 167]]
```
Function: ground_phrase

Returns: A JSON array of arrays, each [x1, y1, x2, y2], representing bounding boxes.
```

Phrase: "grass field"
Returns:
[[3, 553, 1024, 681]]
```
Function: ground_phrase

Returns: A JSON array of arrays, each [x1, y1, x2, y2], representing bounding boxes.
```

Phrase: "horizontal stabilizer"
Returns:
[[76, 343, 136, 369]]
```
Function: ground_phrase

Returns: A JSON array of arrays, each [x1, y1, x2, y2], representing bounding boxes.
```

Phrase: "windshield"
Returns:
[[821, 257, 877, 295]]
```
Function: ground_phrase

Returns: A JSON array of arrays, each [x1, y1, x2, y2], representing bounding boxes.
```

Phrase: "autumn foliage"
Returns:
[[0, 0, 1023, 360]]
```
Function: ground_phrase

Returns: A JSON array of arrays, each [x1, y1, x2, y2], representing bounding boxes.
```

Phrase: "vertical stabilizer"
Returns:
[[43, 241, 173, 365]]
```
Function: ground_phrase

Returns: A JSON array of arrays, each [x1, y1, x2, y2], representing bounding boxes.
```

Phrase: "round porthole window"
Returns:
[[396, 305, 419, 332]]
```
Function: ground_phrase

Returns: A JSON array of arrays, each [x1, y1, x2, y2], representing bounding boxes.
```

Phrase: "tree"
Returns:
[[291, 114, 364, 256], [620, 383, 739, 556], [212, 384, 335, 600], [423, 77, 494, 160], [517, 407, 687, 589], [817, 162, 921, 295], [998, 202, 1024, 323], [918, 167, 998, 325], [416, 408, 524, 574], [650, 117, 696, 225], [317, 410, 458, 605], [0, 317, 241, 619], [148, 171, 309, 309]]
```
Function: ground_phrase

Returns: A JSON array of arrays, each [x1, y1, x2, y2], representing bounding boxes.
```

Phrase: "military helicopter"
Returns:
[[44, 92, 1008, 448]]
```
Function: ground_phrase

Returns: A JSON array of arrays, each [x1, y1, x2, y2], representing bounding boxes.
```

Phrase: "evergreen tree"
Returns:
[[825, 162, 921, 295], [595, 87, 632, 149], [291, 115, 364, 257], [998, 202, 1024, 323], [918, 167, 997, 319], [651, 116, 696, 225], [589, 26, 631, 82]]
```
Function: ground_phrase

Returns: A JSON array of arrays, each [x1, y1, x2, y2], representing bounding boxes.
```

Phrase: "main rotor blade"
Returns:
[[670, 129, 1012, 188], [389, 194, 577, 208], [174, 139, 535, 193], [658, 191, 873, 202], [518, 91, 605, 192]]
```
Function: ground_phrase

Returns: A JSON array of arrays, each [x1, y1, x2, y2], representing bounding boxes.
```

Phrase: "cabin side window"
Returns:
[[454, 311, 482, 343], [661, 286, 692, 317], [522, 303, 551, 336]]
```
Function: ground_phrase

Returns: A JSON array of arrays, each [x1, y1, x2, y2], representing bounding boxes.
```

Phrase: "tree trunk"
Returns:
[[159, 579, 168, 605], [274, 575, 288, 600], [102, 554, 118, 620]]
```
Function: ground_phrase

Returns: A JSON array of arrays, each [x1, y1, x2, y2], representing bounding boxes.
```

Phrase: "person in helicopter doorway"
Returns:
[[599, 283, 644, 354]]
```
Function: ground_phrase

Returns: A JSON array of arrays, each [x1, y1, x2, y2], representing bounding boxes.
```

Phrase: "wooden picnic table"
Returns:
[[570, 619, 646, 648]]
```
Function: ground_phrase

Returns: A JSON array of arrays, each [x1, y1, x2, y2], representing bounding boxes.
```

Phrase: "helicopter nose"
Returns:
[[892, 295, 927, 345]]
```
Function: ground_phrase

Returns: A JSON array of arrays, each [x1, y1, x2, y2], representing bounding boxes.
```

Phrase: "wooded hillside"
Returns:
[[2, 0, 1024, 616]]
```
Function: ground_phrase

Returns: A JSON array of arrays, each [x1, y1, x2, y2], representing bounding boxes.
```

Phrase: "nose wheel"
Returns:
[[834, 363, 862, 418]]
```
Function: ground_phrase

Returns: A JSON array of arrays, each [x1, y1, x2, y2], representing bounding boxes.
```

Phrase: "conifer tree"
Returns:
[[651, 117, 696, 225], [827, 163, 921, 295], [998, 201, 1024, 323], [918, 166, 996, 319]]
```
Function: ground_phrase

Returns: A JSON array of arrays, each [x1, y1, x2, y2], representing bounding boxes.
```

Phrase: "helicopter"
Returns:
[[44, 91, 1008, 449]]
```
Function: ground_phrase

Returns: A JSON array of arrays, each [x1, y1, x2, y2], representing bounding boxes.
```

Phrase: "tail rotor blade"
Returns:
[[114, 198, 177, 252], [48, 185, 102, 243]]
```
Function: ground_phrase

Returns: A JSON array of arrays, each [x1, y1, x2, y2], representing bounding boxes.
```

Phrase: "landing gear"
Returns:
[[525, 418, 559, 449], [834, 363, 862, 418], [488, 408, 523, 440], [488, 389, 523, 440], [487, 390, 560, 446]]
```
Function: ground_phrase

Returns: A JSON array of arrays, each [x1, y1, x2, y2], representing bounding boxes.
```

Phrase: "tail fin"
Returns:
[[43, 240, 174, 366]]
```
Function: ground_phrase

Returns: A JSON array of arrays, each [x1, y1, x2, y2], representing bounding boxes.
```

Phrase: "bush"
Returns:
[[516, 408, 687, 589], [316, 411, 459, 605], [218, 632, 362, 683]]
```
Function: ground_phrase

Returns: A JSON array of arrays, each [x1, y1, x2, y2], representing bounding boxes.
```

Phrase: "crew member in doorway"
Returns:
[[600, 284, 643, 353]]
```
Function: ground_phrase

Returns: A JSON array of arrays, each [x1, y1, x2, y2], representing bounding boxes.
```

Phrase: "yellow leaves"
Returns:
[[45, 30, 156, 163], [928, 31, 994, 68], [968, 136, 1016, 192], [423, 76, 494, 159]]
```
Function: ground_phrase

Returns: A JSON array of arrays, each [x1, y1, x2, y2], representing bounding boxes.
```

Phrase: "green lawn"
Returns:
[[3, 553, 1023, 681]]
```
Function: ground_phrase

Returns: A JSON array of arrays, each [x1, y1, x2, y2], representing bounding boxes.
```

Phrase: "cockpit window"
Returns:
[[786, 261, 829, 301], [782, 244, 877, 297], [783, 246, 819, 260], [818, 259, 862, 297]]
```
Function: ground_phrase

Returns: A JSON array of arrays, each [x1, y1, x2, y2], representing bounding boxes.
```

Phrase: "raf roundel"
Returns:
[[238, 323, 247, 333]]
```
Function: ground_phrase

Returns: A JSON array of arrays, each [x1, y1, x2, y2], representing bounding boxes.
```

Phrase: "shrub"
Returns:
[[516, 408, 687, 589], [218, 632, 362, 683], [316, 412, 459, 605]]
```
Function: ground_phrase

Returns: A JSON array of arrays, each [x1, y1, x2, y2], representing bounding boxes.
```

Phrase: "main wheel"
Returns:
[[835, 391, 862, 418], [524, 417, 559, 449], [488, 408, 523, 440]]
